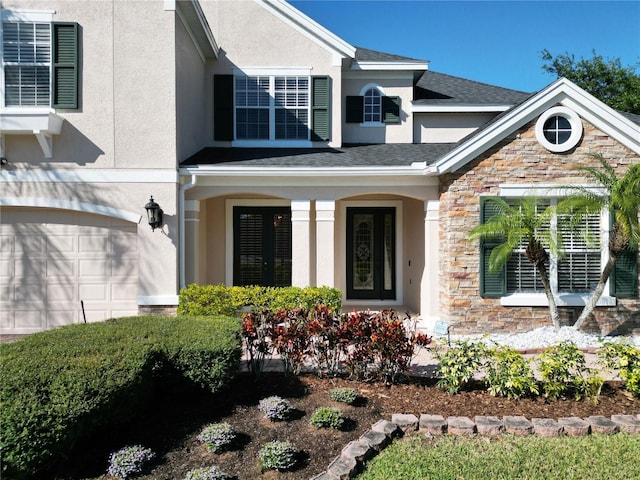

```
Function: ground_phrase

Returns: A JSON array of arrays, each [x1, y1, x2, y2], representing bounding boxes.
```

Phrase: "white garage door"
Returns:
[[0, 208, 139, 334]]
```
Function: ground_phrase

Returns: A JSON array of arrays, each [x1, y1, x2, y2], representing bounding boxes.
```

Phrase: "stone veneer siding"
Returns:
[[438, 117, 640, 335]]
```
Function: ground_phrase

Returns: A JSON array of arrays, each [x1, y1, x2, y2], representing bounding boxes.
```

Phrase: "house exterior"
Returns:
[[1, 0, 638, 335]]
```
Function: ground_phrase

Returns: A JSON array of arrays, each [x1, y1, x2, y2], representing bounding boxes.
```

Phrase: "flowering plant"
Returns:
[[107, 445, 155, 479], [184, 465, 228, 480], [197, 422, 237, 453], [257, 441, 298, 471], [258, 395, 293, 421]]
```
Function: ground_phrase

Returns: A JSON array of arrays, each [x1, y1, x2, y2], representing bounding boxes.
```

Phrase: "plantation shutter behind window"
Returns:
[[382, 96, 401, 124], [610, 249, 638, 298], [214, 74, 234, 141], [346, 96, 363, 123], [311, 76, 330, 141], [52, 22, 78, 109], [479, 197, 506, 298]]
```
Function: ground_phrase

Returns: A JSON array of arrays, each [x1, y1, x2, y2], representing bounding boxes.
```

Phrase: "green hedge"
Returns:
[[0, 315, 241, 479], [178, 284, 342, 316]]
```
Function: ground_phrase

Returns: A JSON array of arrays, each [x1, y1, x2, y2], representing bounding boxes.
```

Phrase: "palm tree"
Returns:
[[558, 153, 640, 331], [469, 197, 563, 330]]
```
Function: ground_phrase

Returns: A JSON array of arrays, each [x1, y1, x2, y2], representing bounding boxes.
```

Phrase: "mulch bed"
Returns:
[[41, 371, 639, 480]]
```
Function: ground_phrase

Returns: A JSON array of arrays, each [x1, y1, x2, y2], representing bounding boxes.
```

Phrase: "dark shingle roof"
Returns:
[[181, 143, 457, 168], [355, 46, 428, 64], [618, 110, 640, 126], [415, 70, 532, 105]]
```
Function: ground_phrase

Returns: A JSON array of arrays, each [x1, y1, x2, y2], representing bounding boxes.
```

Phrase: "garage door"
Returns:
[[0, 208, 139, 334]]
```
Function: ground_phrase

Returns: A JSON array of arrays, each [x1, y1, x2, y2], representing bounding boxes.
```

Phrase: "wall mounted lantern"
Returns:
[[145, 196, 164, 231]]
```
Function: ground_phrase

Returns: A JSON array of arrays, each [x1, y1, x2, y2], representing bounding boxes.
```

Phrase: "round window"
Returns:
[[535, 106, 583, 152]]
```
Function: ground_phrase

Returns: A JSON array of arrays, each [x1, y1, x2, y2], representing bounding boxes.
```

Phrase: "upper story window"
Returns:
[[535, 106, 583, 153], [346, 84, 400, 125], [363, 87, 382, 123], [214, 70, 330, 147], [1, 10, 79, 110]]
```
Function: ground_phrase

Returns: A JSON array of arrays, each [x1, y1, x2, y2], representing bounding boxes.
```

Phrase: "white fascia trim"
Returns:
[[137, 295, 179, 306], [257, 0, 356, 59], [499, 183, 607, 197], [1, 169, 179, 184], [501, 292, 616, 308], [1, 9, 54, 21], [180, 165, 431, 177], [0, 197, 142, 223], [342, 71, 414, 81], [435, 78, 640, 174], [351, 61, 429, 71], [412, 103, 512, 113], [233, 67, 313, 77]]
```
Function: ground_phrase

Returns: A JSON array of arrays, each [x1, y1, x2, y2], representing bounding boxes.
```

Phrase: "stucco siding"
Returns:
[[414, 112, 496, 144]]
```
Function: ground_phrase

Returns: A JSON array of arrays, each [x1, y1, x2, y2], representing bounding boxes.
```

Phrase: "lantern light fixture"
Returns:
[[145, 196, 164, 231]]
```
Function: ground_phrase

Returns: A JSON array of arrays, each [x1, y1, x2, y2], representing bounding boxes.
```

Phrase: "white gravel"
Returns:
[[450, 326, 640, 350]]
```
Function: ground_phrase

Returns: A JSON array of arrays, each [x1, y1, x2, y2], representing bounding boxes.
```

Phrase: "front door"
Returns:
[[346, 207, 396, 300], [233, 207, 292, 286]]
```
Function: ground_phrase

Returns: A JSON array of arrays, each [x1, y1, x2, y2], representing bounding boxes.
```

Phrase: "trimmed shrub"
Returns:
[[107, 445, 155, 479], [484, 346, 539, 399], [310, 407, 345, 430], [0, 316, 241, 479], [184, 466, 229, 480], [433, 340, 488, 394], [329, 387, 359, 405], [598, 341, 640, 396], [257, 441, 298, 471], [258, 396, 293, 421], [197, 423, 237, 453], [178, 284, 342, 316]]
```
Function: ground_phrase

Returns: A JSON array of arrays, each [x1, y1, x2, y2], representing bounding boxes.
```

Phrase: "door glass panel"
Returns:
[[353, 214, 374, 291], [272, 212, 292, 287], [384, 213, 393, 291], [236, 213, 264, 285]]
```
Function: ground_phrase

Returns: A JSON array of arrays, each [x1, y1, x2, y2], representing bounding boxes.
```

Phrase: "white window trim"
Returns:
[[359, 83, 385, 126], [497, 184, 615, 308], [231, 67, 313, 147], [535, 106, 583, 153]]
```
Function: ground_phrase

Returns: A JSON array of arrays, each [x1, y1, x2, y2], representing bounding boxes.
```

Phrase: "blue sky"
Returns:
[[289, 0, 640, 93]]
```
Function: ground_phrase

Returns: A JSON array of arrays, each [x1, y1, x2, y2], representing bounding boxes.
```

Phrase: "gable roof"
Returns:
[[352, 47, 429, 71], [257, 0, 356, 59], [413, 70, 532, 111], [434, 77, 640, 174]]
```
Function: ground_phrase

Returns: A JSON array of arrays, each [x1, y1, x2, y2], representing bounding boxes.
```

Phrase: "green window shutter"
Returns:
[[52, 22, 78, 109], [311, 76, 331, 141], [382, 96, 401, 124], [610, 248, 638, 298], [214, 74, 234, 141], [346, 96, 363, 123], [479, 197, 506, 298]]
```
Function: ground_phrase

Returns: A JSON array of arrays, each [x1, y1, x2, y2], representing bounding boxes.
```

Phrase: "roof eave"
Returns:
[[412, 103, 513, 113], [352, 61, 430, 71], [180, 164, 437, 177]]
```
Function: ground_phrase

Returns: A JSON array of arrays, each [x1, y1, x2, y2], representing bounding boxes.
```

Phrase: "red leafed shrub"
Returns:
[[241, 307, 431, 383]]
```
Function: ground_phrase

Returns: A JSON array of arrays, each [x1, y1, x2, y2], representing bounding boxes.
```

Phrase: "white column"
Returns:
[[291, 200, 311, 287], [421, 200, 440, 319], [184, 200, 200, 286], [316, 200, 335, 287]]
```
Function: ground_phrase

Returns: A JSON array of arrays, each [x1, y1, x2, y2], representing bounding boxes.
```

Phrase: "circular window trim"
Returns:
[[535, 106, 583, 153]]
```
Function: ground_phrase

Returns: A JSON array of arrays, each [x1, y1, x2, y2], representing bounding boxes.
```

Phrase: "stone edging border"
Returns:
[[310, 413, 640, 480]]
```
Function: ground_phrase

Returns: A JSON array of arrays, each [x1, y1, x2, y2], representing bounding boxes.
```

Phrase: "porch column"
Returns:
[[421, 200, 440, 319], [184, 200, 200, 286], [316, 200, 335, 287], [291, 200, 311, 287]]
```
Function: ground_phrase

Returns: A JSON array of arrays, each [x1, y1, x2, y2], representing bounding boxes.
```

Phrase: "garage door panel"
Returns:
[[47, 235, 76, 254], [47, 283, 77, 302], [79, 283, 108, 301], [1, 208, 139, 333], [46, 259, 75, 278]]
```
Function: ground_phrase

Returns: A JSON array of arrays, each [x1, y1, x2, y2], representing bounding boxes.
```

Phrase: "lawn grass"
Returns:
[[356, 433, 640, 480]]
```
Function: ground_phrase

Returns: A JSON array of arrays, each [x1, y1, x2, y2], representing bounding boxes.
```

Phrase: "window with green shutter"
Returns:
[[479, 197, 506, 297], [610, 248, 638, 298], [382, 96, 401, 124], [311, 76, 330, 141], [346, 90, 401, 125], [52, 22, 78, 109]]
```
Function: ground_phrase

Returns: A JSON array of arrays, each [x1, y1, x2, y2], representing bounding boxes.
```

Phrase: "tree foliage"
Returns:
[[541, 49, 640, 114]]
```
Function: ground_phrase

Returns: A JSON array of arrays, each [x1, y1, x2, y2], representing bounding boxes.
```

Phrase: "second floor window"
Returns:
[[2, 22, 51, 107], [235, 75, 310, 141], [363, 87, 381, 123]]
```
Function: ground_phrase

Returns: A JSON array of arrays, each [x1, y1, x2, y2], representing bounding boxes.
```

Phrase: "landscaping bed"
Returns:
[[42, 371, 639, 480]]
